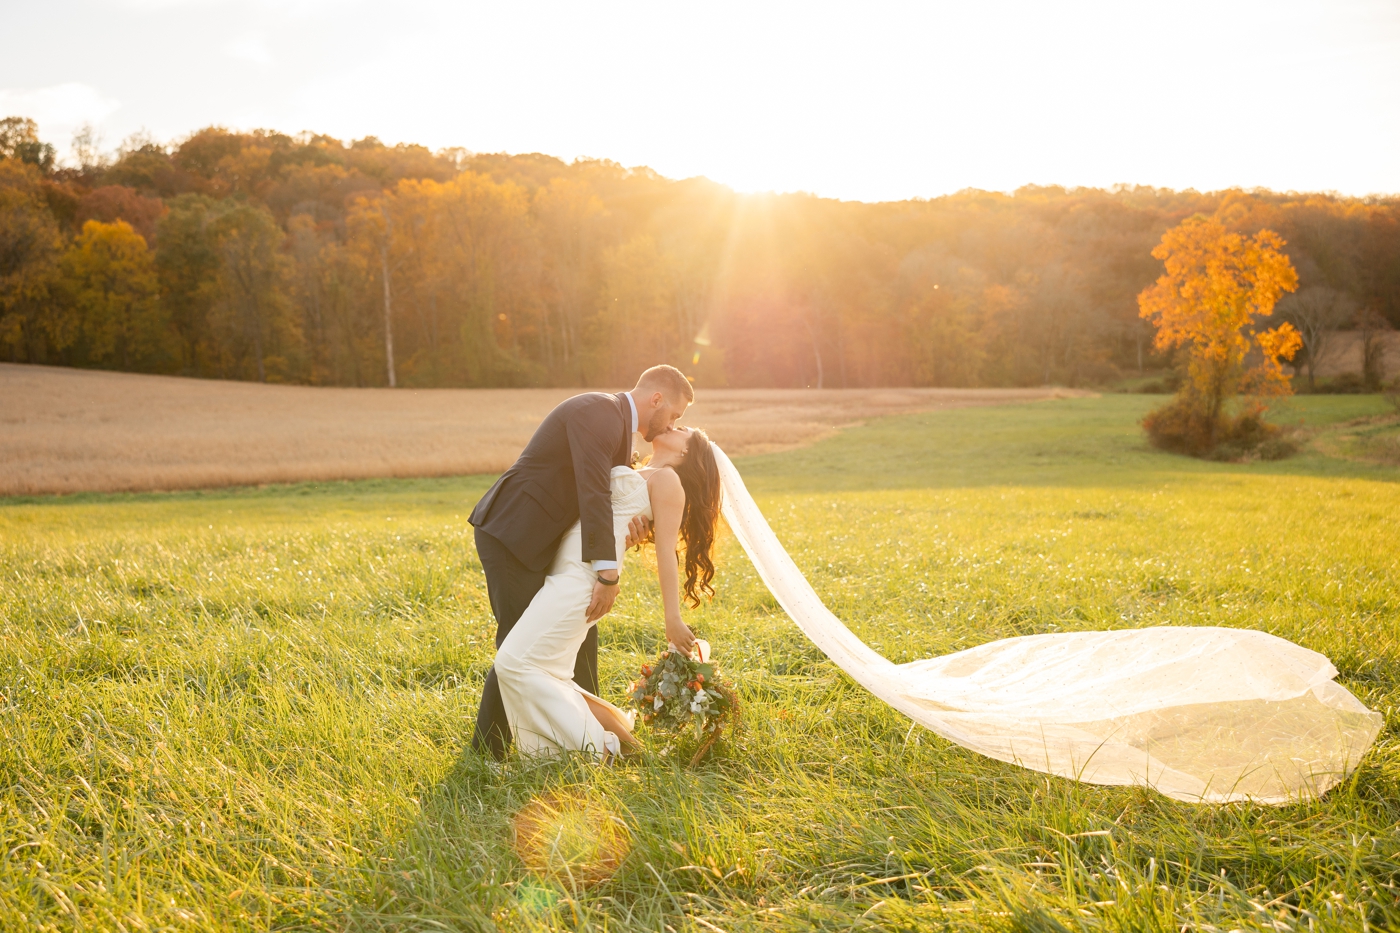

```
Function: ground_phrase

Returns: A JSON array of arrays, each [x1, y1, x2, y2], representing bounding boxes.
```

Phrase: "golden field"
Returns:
[[0, 364, 1088, 496]]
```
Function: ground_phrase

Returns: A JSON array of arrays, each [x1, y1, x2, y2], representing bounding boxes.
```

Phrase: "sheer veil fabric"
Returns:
[[712, 446, 1381, 804]]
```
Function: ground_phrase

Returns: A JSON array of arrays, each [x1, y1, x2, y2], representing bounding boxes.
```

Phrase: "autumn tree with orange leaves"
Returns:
[[1137, 216, 1301, 456]]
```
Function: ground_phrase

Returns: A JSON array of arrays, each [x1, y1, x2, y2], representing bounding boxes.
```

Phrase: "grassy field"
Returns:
[[2, 395, 1398, 932]]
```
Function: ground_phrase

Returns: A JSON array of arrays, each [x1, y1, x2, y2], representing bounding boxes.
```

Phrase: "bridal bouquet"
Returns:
[[627, 640, 739, 765]]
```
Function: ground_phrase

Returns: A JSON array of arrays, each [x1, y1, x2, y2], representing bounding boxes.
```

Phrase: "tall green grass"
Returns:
[[2, 395, 1397, 931]]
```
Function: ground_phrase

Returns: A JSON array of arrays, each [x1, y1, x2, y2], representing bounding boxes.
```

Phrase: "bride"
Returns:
[[493, 427, 721, 759]]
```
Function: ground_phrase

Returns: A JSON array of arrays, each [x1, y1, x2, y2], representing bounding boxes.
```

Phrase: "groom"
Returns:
[[468, 364, 695, 759]]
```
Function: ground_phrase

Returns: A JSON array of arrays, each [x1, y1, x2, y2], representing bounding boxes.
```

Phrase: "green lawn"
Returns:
[[2, 395, 1398, 932]]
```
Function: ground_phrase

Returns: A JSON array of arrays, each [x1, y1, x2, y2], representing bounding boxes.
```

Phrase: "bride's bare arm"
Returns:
[[646, 468, 696, 654]]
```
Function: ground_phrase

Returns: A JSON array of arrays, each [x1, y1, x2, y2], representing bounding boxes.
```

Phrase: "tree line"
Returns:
[[3, 116, 1398, 389]]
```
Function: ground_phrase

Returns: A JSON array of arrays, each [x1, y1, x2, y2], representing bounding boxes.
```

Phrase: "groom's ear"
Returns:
[[646, 391, 666, 410]]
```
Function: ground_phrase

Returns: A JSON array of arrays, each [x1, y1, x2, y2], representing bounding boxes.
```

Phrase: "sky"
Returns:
[[2, 0, 1398, 202]]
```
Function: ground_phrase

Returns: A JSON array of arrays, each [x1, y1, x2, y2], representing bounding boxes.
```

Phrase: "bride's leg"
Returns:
[[583, 694, 639, 750], [497, 554, 630, 758]]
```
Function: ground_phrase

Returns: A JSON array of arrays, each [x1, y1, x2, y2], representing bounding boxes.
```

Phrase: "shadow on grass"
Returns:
[[327, 699, 1400, 932], [332, 744, 707, 931], [330, 748, 518, 930]]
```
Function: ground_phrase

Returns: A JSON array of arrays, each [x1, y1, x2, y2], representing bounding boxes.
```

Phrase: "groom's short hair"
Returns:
[[634, 364, 695, 404]]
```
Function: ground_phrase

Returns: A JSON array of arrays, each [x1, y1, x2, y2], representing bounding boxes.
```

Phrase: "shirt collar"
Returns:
[[624, 392, 639, 434]]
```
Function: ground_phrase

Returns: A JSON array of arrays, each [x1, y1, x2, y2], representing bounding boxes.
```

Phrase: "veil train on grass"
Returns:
[[712, 445, 1382, 804]]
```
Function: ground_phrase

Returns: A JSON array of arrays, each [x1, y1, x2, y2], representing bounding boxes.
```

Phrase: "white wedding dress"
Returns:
[[495, 466, 646, 759], [711, 445, 1382, 804]]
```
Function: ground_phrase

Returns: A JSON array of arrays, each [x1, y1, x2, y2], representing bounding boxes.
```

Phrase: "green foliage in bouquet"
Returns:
[[628, 647, 739, 765]]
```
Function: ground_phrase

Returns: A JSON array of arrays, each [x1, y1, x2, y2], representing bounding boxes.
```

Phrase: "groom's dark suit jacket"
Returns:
[[469, 392, 633, 572]]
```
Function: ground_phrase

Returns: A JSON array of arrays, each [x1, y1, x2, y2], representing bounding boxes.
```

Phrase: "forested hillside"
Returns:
[[3, 116, 1397, 389]]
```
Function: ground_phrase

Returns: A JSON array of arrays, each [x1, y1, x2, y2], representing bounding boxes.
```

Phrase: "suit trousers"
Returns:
[[471, 527, 599, 759]]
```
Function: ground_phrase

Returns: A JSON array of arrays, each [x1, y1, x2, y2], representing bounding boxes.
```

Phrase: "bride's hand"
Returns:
[[625, 515, 652, 550], [666, 619, 696, 655]]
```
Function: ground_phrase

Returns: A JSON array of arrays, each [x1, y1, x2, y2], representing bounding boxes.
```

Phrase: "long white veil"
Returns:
[[712, 445, 1382, 804]]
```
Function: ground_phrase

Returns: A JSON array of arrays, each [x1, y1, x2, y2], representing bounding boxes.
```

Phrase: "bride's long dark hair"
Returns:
[[673, 429, 721, 607]]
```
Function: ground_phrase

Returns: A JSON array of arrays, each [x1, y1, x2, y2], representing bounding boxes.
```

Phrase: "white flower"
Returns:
[[689, 689, 708, 713], [654, 695, 665, 711]]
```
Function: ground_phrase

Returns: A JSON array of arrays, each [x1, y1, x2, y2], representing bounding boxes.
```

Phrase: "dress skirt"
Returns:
[[494, 503, 639, 758]]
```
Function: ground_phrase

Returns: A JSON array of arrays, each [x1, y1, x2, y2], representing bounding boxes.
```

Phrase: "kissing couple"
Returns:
[[468, 364, 718, 760]]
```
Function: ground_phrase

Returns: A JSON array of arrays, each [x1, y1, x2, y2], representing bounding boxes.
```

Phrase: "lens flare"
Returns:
[[511, 789, 631, 887]]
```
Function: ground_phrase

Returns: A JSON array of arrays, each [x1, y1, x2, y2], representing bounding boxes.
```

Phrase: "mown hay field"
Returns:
[[0, 363, 1086, 497], [2, 395, 1399, 931]]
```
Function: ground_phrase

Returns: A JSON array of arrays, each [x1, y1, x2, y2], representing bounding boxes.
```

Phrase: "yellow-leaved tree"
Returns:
[[59, 220, 171, 370], [1137, 216, 1301, 456]]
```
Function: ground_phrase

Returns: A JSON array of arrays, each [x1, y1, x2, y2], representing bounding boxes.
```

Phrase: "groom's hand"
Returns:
[[586, 573, 620, 623]]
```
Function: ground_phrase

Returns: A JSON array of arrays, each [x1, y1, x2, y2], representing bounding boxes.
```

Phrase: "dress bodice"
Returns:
[[610, 465, 652, 524]]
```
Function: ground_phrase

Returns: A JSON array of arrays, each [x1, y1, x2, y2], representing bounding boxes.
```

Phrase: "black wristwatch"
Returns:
[[596, 573, 619, 586]]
